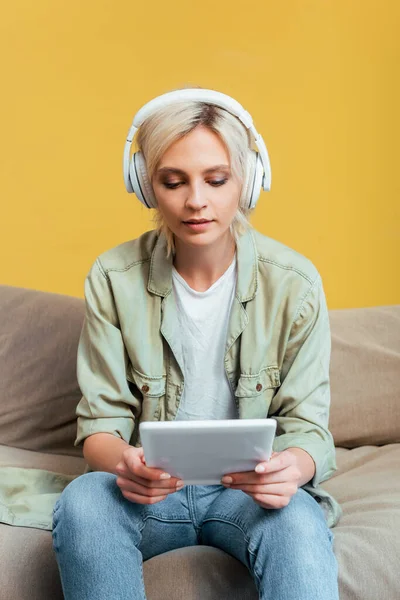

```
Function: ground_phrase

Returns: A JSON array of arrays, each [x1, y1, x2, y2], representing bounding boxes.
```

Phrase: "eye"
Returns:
[[163, 182, 183, 189], [209, 179, 228, 187], [162, 178, 228, 190]]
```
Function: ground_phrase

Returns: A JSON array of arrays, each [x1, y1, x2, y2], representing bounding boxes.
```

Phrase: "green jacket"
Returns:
[[0, 227, 342, 531]]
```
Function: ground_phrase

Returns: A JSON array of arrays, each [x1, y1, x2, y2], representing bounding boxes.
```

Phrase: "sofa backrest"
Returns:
[[0, 285, 85, 456], [328, 303, 400, 447], [0, 284, 399, 456]]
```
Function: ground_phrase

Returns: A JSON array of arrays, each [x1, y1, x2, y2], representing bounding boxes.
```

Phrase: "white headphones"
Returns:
[[123, 88, 272, 210]]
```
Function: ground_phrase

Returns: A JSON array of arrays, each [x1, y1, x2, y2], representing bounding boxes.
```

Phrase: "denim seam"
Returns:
[[142, 515, 192, 524], [136, 517, 149, 599], [187, 485, 200, 533], [257, 256, 314, 285], [51, 499, 63, 548], [292, 274, 320, 324], [102, 257, 151, 276], [202, 516, 262, 587], [52, 519, 59, 551], [52, 510, 59, 527]]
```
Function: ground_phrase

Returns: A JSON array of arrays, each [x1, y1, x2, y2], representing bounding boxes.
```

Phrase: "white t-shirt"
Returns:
[[172, 255, 238, 421]]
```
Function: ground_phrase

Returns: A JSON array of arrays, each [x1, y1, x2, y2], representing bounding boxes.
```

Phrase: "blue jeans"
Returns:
[[52, 472, 339, 600]]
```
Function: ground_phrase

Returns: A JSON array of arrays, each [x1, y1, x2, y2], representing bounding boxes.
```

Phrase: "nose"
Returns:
[[185, 181, 207, 210]]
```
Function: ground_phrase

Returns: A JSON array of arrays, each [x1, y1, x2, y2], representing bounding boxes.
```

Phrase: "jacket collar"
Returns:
[[147, 227, 258, 303]]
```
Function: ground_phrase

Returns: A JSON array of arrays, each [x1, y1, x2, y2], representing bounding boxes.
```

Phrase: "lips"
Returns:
[[183, 219, 212, 224]]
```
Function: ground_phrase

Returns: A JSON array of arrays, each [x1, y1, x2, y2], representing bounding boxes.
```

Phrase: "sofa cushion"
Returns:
[[144, 545, 258, 599], [0, 524, 258, 600], [322, 445, 400, 600], [0, 524, 64, 600], [1, 445, 398, 600], [328, 304, 400, 447], [0, 444, 86, 474], [0, 285, 85, 457]]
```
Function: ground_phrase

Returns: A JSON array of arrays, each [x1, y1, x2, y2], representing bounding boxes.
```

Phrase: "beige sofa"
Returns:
[[0, 283, 399, 600]]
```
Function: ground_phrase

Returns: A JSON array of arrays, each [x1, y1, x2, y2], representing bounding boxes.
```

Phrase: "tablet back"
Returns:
[[140, 419, 277, 485]]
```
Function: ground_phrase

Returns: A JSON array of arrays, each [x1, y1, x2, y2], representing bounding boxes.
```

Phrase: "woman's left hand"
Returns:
[[220, 450, 302, 509]]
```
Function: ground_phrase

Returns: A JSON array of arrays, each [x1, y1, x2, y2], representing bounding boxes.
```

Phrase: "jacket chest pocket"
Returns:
[[235, 366, 281, 418], [126, 367, 166, 422]]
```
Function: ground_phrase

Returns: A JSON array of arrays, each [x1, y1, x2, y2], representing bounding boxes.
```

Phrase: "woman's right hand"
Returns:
[[115, 446, 184, 504]]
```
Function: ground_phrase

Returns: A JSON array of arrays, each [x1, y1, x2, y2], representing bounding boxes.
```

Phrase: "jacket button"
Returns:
[[256, 383, 262, 392], [141, 384, 150, 393]]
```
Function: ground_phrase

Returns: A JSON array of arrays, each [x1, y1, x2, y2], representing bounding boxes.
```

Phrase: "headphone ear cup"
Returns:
[[239, 151, 257, 210], [129, 151, 157, 209], [248, 152, 264, 210]]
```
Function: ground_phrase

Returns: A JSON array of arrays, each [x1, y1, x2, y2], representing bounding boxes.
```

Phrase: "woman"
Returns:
[[52, 87, 341, 600]]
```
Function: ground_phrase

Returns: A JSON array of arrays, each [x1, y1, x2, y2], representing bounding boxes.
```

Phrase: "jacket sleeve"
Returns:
[[269, 273, 337, 488], [74, 258, 141, 447]]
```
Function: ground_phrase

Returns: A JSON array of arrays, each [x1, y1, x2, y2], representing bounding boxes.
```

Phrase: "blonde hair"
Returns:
[[135, 85, 256, 256]]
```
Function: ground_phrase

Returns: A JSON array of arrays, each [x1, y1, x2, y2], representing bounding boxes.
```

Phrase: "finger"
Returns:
[[118, 471, 183, 490], [224, 482, 298, 496], [121, 453, 177, 483], [117, 476, 183, 497], [116, 465, 181, 489], [255, 451, 297, 475], [249, 492, 291, 509], [120, 489, 168, 505], [222, 465, 294, 485], [135, 462, 175, 482], [253, 451, 279, 474], [223, 457, 281, 481], [222, 466, 301, 487]]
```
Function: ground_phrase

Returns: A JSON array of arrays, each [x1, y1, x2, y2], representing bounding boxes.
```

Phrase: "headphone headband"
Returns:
[[123, 89, 271, 196], [132, 89, 254, 130]]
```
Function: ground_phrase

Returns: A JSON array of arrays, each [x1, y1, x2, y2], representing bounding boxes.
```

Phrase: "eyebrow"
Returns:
[[156, 164, 230, 176]]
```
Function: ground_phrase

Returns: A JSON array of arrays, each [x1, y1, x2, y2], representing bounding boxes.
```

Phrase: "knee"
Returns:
[[54, 471, 119, 528], [265, 488, 330, 544]]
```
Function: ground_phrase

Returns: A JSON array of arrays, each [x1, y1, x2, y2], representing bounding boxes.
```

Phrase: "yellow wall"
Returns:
[[1, 1, 399, 309]]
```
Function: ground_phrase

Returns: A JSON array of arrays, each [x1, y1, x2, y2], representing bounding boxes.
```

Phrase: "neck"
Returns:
[[173, 232, 236, 292]]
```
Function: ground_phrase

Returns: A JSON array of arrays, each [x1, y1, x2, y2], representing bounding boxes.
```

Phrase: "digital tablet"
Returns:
[[139, 419, 277, 485]]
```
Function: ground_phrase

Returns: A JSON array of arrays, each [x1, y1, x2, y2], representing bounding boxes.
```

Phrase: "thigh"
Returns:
[[200, 486, 334, 565], [139, 485, 199, 560], [201, 488, 338, 600], [53, 472, 199, 561]]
